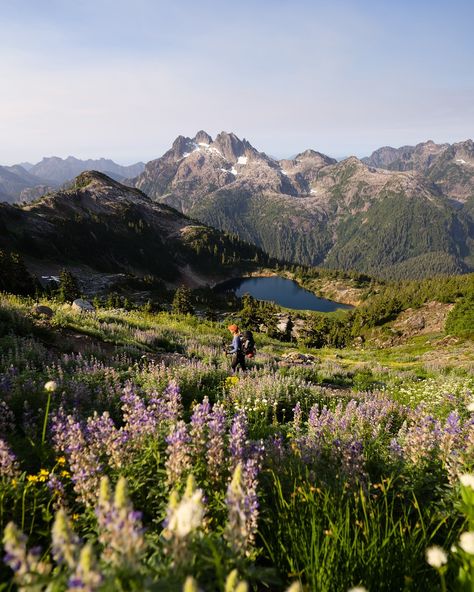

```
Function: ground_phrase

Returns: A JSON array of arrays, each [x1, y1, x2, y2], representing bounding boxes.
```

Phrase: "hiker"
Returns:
[[226, 324, 246, 373]]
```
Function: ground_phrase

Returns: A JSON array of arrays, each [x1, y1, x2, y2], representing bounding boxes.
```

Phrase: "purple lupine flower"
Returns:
[[225, 436, 264, 556], [292, 402, 302, 435], [52, 509, 80, 569], [162, 380, 182, 422], [439, 411, 465, 482], [86, 411, 129, 469], [47, 473, 66, 506], [67, 543, 103, 592], [229, 411, 248, 470], [51, 412, 102, 506], [96, 476, 146, 570], [0, 438, 19, 480], [389, 438, 403, 459], [165, 421, 191, 485], [121, 383, 157, 439], [225, 464, 248, 555], [268, 433, 285, 462], [3, 522, 51, 587], [400, 413, 442, 467], [207, 403, 227, 483], [190, 397, 211, 457], [341, 439, 366, 484]]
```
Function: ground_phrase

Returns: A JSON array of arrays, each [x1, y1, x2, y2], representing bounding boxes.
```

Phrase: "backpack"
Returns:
[[241, 330, 256, 357]]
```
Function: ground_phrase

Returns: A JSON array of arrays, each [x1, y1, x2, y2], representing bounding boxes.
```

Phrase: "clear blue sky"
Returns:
[[1, 0, 473, 164]]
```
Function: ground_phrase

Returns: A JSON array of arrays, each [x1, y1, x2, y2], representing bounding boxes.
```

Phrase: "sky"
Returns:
[[1, 0, 473, 165]]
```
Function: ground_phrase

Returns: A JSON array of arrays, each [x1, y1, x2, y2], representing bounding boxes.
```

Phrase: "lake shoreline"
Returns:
[[214, 275, 353, 312]]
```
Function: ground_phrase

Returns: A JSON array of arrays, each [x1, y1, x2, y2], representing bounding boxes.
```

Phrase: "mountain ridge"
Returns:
[[129, 131, 474, 279], [0, 170, 272, 291]]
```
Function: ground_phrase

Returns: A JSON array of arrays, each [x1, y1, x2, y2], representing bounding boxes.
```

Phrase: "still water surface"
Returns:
[[216, 276, 353, 312]]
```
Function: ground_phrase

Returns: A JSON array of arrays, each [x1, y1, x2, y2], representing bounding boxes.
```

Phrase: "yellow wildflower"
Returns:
[[27, 475, 39, 483], [61, 470, 71, 479], [225, 376, 239, 388], [71, 514, 80, 522], [38, 469, 49, 482], [57, 457, 66, 466]]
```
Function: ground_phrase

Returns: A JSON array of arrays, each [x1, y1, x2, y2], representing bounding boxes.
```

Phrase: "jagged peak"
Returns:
[[193, 130, 213, 145], [213, 131, 252, 162]]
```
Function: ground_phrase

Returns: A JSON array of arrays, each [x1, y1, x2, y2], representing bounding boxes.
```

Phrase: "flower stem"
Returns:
[[41, 392, 52, 446]]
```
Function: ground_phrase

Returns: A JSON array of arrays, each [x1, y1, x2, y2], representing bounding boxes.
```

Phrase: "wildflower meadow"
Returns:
[[0, 293, 474, 591]]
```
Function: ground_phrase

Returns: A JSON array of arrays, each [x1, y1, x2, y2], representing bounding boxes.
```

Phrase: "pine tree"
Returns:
[[172, 286, 194, 315], [58, 269, 80, 302]]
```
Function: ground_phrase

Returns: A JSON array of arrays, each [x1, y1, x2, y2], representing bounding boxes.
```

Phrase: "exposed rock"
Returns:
[[32, 304, 54, 318], [72, 299, 95, 313], [194, 130, 213, 145], [280, 351, 319, 365], [392, 301, 454, 338], [363, 139, 474, 203]]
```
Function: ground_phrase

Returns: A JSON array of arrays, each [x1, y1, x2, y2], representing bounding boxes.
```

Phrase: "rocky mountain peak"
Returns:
[[294, 149, 337, 166], [213, 131, 252, 162], [73, 170, 116, 187], [341, 156, 366, 168], [171, 135, 195, 158], [194, 130, 213, 145]]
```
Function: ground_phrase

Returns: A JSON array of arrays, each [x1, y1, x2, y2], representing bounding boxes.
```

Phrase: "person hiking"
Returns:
[[226, 324, 246, 373]]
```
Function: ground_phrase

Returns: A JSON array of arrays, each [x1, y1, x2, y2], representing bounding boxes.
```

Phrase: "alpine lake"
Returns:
[[215, 275, 353, 312]]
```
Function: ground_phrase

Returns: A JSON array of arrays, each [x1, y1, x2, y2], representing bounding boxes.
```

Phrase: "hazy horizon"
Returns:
[[3, 132, 473, 168], [2, 0, 473, 165]]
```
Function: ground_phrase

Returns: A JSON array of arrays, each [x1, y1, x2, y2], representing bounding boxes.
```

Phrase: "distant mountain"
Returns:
[[0, 171, 271, 290], [29, 156, 145, 184], [130, 131, 474, 279], [0, 157, 146, 204], [0, 165, 54, 204], [363, 139, 474, 203], [18, 162, 34, 171]]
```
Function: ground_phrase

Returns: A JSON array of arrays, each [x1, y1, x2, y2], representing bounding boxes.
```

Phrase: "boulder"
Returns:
[[280, 351, 319, 365], [72, 299, 95, 313], [32, 304, 54, 319]]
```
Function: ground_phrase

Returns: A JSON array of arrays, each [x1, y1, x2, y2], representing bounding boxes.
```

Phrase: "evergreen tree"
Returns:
[[172, 286, 194, 315], [0, 251, 37, 296], [58, 269, 81, 302]]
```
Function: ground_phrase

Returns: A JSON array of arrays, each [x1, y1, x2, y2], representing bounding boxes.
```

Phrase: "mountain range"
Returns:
[[128, 132, 474, 279], [0, 157, 145, 204], [2, 133, 474, 282]]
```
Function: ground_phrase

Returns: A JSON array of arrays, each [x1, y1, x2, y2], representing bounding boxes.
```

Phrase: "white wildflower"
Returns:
[[44, 381, 58, 393], [460, 474, 474, 490], [165, 475, 204, 539], [286, 583, 303, 592], [426, 545, 448, 568], [348, 587, 368, 592], [467, 402, 474, 412], [459, 531, 474, 555], [168, 490, 204, 538]]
